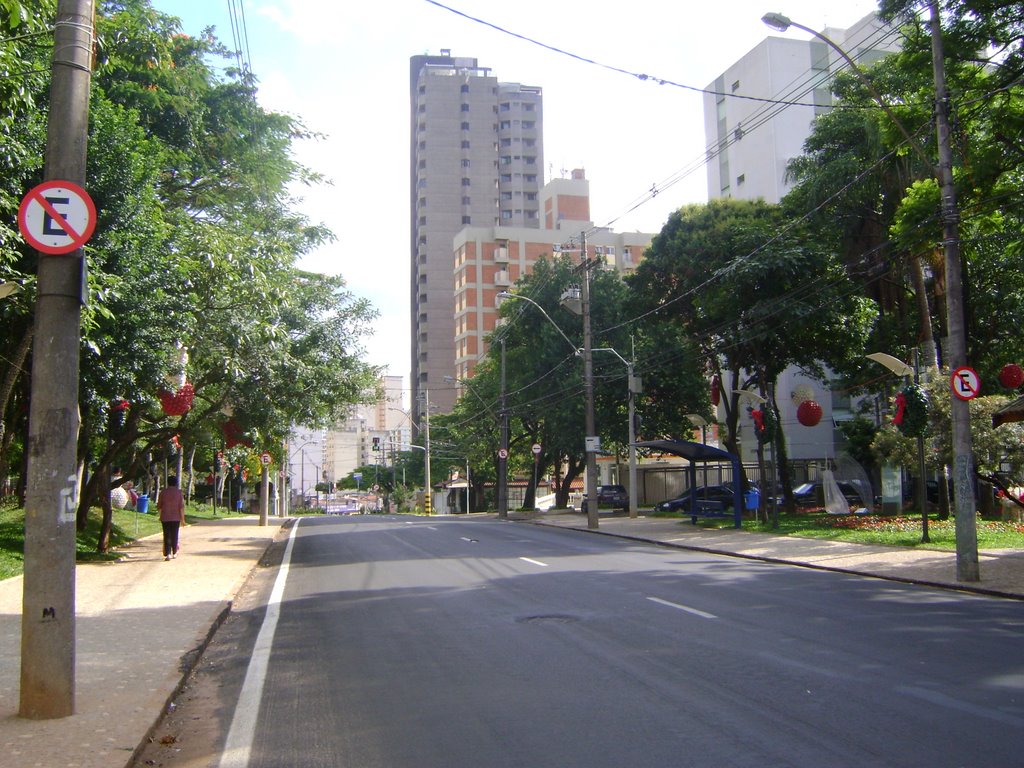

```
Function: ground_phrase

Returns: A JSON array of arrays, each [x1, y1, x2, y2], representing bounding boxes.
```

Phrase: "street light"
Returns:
[[764, 8, 977, 579]]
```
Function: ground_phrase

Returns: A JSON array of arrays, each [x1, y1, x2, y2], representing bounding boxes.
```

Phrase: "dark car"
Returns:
[[655, 484, 738, 513], [581, 484, 629, 513]]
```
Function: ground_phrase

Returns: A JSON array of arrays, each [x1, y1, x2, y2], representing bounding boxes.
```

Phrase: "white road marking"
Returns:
[[646, 596, 717, 620], [520, 557, 549, 567], [218, 520, 300, 768]]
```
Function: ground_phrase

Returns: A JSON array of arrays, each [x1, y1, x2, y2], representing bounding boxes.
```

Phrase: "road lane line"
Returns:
[[520, 557, 549, 567], [646, 596, 717, 620], [219, 520, 301, 768]]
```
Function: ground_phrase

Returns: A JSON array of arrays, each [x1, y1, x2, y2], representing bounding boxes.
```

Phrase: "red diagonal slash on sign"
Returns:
[[18, 180, 96, 255]]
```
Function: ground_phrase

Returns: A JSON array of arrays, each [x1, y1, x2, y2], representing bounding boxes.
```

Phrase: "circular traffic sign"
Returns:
[[531, 443, 542, 455], [951, 366, 981, 401], [260, 451, 272, 465], [18, 180, 96, 255], [497, 448, 509, 460]]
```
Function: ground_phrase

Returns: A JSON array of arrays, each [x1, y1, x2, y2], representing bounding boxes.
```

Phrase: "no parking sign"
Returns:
[[18, 180, 96, 255]]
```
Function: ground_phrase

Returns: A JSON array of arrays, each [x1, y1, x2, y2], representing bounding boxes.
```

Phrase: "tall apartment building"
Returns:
[[703, 13, 900, 203], [453, 170, 653, 381], [701, 12, 899, 462], [410, 52, 543, 415]]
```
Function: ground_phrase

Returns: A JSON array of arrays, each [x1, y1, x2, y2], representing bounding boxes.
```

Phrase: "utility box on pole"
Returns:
[[20, 0, 94, 720]]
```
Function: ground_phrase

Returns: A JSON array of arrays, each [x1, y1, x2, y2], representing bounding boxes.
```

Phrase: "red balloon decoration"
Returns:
[[158, 382, 194, 416], [998, 363, 1023, 390], [797, 400, 823, 427]]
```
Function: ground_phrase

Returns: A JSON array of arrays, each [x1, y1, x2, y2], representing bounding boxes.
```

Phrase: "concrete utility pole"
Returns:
[[580, 232, 599, 530], [497, 340, 508, 518], [20, 0, 94, 719], [928, 0, 978, 581]]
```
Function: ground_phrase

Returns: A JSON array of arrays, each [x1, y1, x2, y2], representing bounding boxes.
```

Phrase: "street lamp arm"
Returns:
[[497, 291, 580, 355], [761, 12, 932, 167], [591, 347, 629, 367]]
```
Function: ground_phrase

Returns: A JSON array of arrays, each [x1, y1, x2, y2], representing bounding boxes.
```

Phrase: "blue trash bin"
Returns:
[[235, 499, 243, 512], [744, 489, 761, 511], [136, 494, 149, 514]]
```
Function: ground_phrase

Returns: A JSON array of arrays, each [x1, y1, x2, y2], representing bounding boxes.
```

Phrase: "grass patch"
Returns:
[[681, 507, 1024, 550], [0, 498, 251, 581]]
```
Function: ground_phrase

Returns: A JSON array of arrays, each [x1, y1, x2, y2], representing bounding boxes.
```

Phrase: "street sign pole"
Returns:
[[20, 0, 94, 720]]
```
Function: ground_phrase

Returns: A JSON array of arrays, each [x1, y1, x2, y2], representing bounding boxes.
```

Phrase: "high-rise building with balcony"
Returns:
[[410, 51, 543, 416]]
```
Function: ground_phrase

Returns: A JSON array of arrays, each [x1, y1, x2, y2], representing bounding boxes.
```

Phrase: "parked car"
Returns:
[[655, 484, 738, 513], [581, 484, 629, 513]]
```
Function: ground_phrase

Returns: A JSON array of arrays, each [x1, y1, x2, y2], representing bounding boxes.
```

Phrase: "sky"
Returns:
[[149, 0, 883, 399]]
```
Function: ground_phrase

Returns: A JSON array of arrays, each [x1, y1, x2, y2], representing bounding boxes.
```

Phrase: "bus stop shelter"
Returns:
[[635, 439, 745, 528]]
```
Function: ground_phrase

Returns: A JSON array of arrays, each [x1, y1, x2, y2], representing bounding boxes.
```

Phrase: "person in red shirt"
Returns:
[[157, 475, 186, 561]]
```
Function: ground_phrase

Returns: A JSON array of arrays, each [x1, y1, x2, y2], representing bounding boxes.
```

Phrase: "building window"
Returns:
[[461, 177, 471, 187], [523, 120, 535, 129], [525, 174, 537, 183], [500, 174, 512, 183], [461, 84, 469, 93], [461, 159, 471, 168], [460, 103, 470, 112], [462, 215, 471, 224], [731, 80, 740, 92], [461, 121, 470, 130], [737, 174, 745, 185], [461, 140, 470, 149], [500, 102, 510, 112], [462, 195, 471, 205], [419, 216, 426, 225], [501, 210, 512, 220], [499, 120, 511, 130]]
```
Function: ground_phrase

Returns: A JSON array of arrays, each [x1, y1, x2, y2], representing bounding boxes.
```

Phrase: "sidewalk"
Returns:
[[518, 509, 1024, 599], [0, 515, 285, 768]]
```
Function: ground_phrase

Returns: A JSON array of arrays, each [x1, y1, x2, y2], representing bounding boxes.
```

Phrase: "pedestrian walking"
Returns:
[[157, 475, 186, 561]]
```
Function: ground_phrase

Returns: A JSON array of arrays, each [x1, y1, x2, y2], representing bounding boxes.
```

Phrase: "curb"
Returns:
[[126, 522, 288, 767]]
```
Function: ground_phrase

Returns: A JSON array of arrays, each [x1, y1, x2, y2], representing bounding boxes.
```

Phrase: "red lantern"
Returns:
[[999, 363, 1024, 390], [797, 400, 823, 427]]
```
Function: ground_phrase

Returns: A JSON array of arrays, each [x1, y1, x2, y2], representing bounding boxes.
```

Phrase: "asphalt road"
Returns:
[[228, 515, 1023, 767]]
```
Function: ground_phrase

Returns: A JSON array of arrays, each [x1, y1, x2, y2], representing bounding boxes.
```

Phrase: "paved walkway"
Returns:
[[0, 511, 1021, 768], [0, 515, 284, 768]]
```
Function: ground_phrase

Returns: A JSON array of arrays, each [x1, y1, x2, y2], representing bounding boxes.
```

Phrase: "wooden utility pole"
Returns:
[[20, 0, 94, 719]]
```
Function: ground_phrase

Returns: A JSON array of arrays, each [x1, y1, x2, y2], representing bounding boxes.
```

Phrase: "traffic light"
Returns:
[[372, 437, 380, 450]]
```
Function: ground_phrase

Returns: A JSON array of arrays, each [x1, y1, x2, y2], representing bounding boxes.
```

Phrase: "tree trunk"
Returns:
[[96, 461, 113, 553]]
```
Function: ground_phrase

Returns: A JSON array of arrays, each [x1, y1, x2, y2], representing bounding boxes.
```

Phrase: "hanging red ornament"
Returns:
[[710, 375, 720, 406], [797, 400, 823, 427], [159, 382, 195, 416], [998, 363, 1024, 389]]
